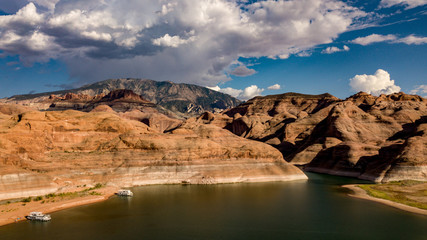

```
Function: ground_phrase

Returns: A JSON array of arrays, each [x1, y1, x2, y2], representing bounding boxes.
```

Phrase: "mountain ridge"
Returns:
[[5, 78, 241, 118]]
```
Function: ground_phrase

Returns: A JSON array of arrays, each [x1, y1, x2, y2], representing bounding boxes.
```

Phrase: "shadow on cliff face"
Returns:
[[282, 112, 414, 180], [258, 118, 296, 142], [356, 143, 407, 181], [224, 118, 250, 137], [283, 116, 336, 163], [305, 144, 355, 171], [388, 116, 426, 141], [303, 140, 409, 181]]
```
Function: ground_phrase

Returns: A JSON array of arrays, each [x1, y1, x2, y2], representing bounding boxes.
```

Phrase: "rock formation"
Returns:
[[2, 86, 425, 193], [44, 89, 158, 112], [204, 92, 427, 182], [3, 78, 241, 118], [1, 89, 183, 133], [0, 105, 307, 201]]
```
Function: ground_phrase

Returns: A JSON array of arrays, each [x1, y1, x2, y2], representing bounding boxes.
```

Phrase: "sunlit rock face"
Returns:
[[0, 105, 306, 200], [203, 92, 427, 182]]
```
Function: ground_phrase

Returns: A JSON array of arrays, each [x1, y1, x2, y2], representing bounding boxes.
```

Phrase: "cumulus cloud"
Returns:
[[0, 0, 367, 87], [380, 0, 427, 9], [410, 85, 427, 97], [322, 45, 349, 54], [241, 85, 264, 100], [208, 85, 264, 100], [351, 34, 427, 46], [267, 84, 281, 90], [351, 34, 397, 45], [229, 65, 257, 77], [349, 69, 401, 95]]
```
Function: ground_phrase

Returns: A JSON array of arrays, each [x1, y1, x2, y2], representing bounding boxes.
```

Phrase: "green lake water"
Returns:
[[1, 172, 426, 240]]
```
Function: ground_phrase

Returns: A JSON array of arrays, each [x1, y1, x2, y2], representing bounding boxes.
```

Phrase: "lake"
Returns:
[[1, 172, 426, 240]]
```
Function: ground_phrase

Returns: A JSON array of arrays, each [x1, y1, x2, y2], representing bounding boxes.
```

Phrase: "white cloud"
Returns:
[[395, 35, 427, 45], [0, 3, 44, 26], [410, 85, 427, 97], [207, 85, 264, 100], [81, 31, 112, 42], [229, 65, 257, 77], [351, 34, 427, 46], [297, 51, 312, 57], [0, 4, 60, 63], [278, 54, 290, 59], [322, 45, 350, 54], [349, 69, 401, 95], [351, 34, 397, 45], [0, 0, 367, 87], [221, 88, 244, 98], [267, 84, 281, 90], [241, 85, 264, 100], [207, 86, 241, 98], [152, 34, 196, 47], [380, 0, 427, 9], [27, 31, 53, 51]]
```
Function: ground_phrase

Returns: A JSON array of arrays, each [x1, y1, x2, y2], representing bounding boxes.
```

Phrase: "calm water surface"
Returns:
[[1, 173, 426, 240]]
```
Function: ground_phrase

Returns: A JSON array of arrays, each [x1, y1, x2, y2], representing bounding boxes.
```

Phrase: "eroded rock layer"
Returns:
[[0, 106, 306, 200], [204, 92, 427, 182]]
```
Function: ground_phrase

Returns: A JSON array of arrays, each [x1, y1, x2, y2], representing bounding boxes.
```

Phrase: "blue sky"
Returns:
[[0, 0, 426, 99]]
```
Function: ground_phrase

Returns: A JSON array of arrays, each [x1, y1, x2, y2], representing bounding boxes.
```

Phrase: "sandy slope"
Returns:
[[342, 184, 427, 216]]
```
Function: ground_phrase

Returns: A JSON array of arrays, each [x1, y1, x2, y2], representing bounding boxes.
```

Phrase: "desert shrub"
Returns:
[[34, 196, 43, 201], [22, 197, 32, 203]]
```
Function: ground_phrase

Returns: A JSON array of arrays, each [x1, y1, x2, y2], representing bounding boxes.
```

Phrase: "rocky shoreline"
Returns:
[[342, 184, 427, 216], [0, 186, 118, 227]]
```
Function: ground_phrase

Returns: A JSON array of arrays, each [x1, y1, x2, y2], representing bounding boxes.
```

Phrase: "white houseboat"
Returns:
[[26, 212, 51, 221], [117, 189, 133, 196]]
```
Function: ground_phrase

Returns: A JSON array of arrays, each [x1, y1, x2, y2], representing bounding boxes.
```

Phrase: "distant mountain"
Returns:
[[45, 89, 158, 113], [6, 78, 241, 118]]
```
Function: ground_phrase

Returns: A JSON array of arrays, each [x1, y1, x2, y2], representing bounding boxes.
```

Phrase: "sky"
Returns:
[[0, 0, 426, 100]]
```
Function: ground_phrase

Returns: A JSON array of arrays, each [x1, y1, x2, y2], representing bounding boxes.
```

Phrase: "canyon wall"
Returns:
[[203, 92, 427, 182], [0, 106, 306, 200]]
